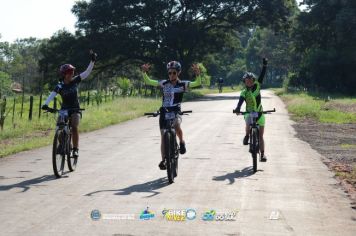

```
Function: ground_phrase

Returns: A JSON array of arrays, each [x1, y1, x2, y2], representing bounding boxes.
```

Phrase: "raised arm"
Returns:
[[141, 63, 160, 87], [188, 63, 202, 88], [258, 58, 268, 84], [80, 50, 97, 80]]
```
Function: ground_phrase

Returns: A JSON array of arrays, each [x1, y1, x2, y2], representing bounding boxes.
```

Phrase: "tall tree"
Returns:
[[70, 0, 295, 77]]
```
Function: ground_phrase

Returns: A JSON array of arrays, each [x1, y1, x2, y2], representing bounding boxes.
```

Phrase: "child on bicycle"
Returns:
[[235, 58, 268, 161], [141, 61, 201, 170], [42, 50, 97, 158]]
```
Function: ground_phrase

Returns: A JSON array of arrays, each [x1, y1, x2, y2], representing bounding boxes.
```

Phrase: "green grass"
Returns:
[[277, 90, 356, 124], [0, 97, 160, 157], [341, 144, 356, 149]]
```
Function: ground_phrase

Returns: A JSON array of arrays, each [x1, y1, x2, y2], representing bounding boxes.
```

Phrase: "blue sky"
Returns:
[[0, 0, 306, 43]]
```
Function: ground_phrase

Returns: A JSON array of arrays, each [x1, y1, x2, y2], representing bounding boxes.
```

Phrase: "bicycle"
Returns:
[[233, 108, 276, 172], [144, 108, 192, 184], [45, 107, 84, 178]]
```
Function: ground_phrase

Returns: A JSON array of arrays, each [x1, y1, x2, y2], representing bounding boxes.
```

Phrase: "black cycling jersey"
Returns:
[[54, 75, 82, 109]]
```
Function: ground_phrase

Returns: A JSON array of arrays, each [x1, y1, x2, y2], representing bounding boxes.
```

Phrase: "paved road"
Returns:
[[1, 91, 355, 236]]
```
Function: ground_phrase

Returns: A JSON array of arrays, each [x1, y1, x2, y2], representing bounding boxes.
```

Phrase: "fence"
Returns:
[[0, 85, 161, 129]]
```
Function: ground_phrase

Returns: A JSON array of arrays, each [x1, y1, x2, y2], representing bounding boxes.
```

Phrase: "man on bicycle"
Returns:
[[42, 50, 97, 158], [141, 61, 201, 170], [235, 58, 268, 161]]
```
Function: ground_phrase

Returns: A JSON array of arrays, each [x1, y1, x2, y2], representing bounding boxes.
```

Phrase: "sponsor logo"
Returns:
[[202, 210, 238, 221], [162, 208, 197, 221], [91, 209, 101, 221], [140, 207, 155, 220]]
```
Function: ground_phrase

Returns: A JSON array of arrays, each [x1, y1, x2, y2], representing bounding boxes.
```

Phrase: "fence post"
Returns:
[[20, 91, 24, 118], [12, 97, 16, 124], [29, 96, 33, 121], [38, 93, 42, 119]]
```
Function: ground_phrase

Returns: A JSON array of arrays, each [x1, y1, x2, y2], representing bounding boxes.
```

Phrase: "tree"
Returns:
[[292, 0, 356, 94], [70, 0, 295, 78]]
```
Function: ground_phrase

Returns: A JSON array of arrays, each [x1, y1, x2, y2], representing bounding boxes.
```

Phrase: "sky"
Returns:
[[0, 0, 77, 42], [0, 0, 306, 43]]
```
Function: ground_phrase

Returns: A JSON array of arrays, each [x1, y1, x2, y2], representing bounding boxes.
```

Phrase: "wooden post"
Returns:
[[29, 96, 33, 121], [38, 93, 42, 119], [12, 97, 15, 124]]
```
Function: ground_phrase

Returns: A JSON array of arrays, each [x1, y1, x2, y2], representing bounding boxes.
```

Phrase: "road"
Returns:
[[0, 91, 355, 236]]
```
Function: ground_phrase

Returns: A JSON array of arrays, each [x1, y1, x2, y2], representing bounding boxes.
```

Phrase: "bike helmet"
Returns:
[[242, 72, 256, 81], [166, 61, 181, 71], [60, 64, 75, 75]]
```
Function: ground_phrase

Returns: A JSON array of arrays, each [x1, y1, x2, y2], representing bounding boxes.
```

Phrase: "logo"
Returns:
[[202, 210, 216, 221], [202, 210, 238, 221], [186, 209, 197, 220], [91, 209, 101, 221], [162, 208, 196, 221], [139, 207, 155, 220]]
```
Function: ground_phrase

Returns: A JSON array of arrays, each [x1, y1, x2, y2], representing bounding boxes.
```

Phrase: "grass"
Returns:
[[0, 97, 160, 157], [276, 90, 356, 124], [341, 144, 356, 149]]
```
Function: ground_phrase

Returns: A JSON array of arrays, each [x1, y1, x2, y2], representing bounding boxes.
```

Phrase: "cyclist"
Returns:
[[217, 77, 224, 93], [141, 61, 201, 170], [42, 50, 97, 158], [235, 58, 268, 162]]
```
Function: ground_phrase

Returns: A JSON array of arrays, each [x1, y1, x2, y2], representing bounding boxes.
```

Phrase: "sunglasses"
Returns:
[[168, 71, 177, 75]]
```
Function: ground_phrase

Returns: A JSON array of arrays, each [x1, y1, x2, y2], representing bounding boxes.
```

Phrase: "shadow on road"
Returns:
[[85, 177, 168, 198], [212, 167, 258, 184], [0, 175, 57, 192]]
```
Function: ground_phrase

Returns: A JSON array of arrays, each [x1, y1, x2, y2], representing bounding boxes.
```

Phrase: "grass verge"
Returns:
[[276, 90, 356, 124], [0, 97, 160, 158]]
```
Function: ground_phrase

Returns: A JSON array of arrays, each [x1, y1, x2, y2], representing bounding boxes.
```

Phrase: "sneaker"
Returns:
[[179, 142, 186, 154], [260, 155, 267, 162], [159, 160, 166, 170], [72, 148, 79, 158], [243, 135, 249, 145]]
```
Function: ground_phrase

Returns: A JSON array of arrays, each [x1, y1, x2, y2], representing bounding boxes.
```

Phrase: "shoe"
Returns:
[[159, 160, 166, 170], [243, 135, 249, 145], [179, 142, 186, 154], [72, 148, 79, 158], [260, 155, 267, 162]]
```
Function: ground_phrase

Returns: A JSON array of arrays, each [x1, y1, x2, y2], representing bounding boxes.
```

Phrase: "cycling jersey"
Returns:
[[54, 76, 82, 109], [236, 65, 266, 112], [142, 72, 201, 109], [44, 61, 94, 109]]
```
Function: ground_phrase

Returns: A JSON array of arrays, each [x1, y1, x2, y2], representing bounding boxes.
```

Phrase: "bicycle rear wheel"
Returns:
[[52, 130, 65, 178], [67, 133, 77, 172], [251, 129, 258, 172], [164, 132, 174, 184]]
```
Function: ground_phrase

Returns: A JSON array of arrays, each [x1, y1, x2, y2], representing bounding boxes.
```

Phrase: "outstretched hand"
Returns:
[[141, 63, 151, 72], [90, 49, 97, 62], [191, 64, 200, 76]]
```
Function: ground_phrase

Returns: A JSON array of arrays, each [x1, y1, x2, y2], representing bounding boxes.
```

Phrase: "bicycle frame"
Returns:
[[233, 108, 275, 172]]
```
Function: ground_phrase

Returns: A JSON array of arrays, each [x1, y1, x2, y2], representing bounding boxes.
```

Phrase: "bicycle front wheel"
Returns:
[[67, 133, 77, 172], [52, 130, 65, 178], [164, 132, 174, 184], [251, 129, 258, 173]]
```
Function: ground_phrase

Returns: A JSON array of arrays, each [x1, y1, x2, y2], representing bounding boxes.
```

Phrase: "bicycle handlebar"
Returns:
[[232, 108, 276, 115], [144, 110, 192, 117], [44, 108, 85, 114]]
